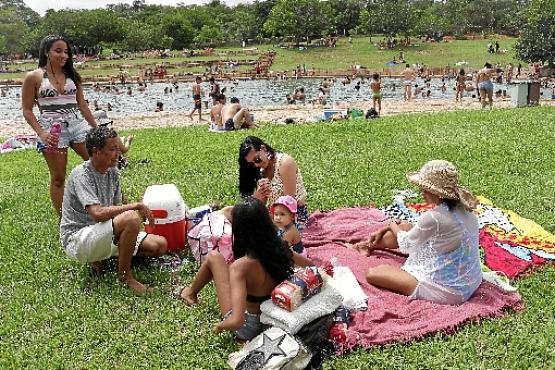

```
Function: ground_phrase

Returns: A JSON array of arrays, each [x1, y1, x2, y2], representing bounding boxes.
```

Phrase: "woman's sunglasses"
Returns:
[[253, 152, 263, 164]]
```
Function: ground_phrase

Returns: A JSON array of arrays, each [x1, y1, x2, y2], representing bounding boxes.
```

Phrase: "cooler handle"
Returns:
[[151, 209, 168, 218]]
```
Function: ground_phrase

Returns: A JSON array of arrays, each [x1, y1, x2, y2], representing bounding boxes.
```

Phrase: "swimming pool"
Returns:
[[1, 77, 548, 121]]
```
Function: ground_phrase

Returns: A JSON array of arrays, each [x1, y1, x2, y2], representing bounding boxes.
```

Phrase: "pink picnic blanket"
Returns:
[[303, 207, 389, 248], [304, 208, 524, 354]]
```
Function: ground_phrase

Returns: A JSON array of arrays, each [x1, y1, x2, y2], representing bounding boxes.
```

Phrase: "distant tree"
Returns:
[[515, 0, 555, 66], [252, 0, 276, 38], [328, 0, 364, 36], [0, 7, 30, 54], [411, 4, 449, 39], [228, 8, 258, 42], [193, 25, 224, 47], [160, 13, 195, 49], [264, 0, 333, 45], [366, 0, 415, 41], [120, 20, 163, 51], [0, 34, 7, 55]]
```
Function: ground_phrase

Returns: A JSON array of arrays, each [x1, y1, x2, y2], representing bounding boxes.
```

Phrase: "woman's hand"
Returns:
[[253, 178, 271, 202], [368, 230, 384, 247], [39, 130, 59, 148]]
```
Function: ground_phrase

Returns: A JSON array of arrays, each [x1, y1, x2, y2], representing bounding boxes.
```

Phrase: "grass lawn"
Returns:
[[265, 36, 520, 73], [1, 106, 555, 368]]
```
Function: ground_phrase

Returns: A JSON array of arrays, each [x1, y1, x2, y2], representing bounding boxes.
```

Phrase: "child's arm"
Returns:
[[282, 227, 301, 246]]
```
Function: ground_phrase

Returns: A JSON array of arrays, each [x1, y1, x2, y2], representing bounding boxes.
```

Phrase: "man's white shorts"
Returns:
[[65, 220, 147, 263]]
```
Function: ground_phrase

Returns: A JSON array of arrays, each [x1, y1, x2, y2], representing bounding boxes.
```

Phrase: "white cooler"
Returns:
[[142, 184, 187, 252]]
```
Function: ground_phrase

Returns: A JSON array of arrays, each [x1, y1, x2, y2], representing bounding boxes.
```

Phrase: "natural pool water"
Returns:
[[1, 77, 547, 121]]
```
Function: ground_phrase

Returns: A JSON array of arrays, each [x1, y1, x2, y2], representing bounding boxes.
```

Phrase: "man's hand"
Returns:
[[137, 203, 154, 225]]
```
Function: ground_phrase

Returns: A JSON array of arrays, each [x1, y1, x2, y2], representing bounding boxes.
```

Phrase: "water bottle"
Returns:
[[185, 204, 212, 225], [45, 121, 61, 153]]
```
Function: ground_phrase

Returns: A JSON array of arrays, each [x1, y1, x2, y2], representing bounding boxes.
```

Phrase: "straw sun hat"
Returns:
[[406, 160, 478, 211]]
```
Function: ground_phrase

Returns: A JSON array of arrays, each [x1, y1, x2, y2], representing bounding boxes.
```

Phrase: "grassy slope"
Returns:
[[262, 36, 520, 72], [1, 37, 520, 82], [1, 106, 554, 369]]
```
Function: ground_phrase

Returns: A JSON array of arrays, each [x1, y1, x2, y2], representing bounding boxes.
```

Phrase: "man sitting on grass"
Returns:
[[60, 126, 167, 293]]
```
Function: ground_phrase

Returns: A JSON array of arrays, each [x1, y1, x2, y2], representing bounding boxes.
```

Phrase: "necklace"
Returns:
[[47, 66, 65, 94]]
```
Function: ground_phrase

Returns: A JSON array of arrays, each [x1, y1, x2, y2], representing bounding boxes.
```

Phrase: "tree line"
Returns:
[[0, 0, 553, 65]]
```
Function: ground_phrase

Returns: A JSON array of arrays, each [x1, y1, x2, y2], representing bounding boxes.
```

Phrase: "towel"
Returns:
[[303, 207, 388, 249]]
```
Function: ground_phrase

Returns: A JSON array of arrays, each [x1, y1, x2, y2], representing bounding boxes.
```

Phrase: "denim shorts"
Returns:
[[224, 310, 263, 341], [37, 115, 90, 154], [478, 80, 494, 92]]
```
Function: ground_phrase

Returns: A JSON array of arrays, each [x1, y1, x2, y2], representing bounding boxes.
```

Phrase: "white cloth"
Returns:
[[260, 278, 343, 335], [397, 203, 482, 301], [332, 266, 368, 310]]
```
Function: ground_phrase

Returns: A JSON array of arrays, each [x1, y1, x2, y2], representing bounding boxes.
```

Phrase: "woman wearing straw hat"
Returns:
[[364, 160, 482, 305]]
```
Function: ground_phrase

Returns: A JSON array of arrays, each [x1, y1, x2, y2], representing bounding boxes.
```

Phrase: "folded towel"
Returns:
[[261, 278, 343, 335], [333, 266, 369, 310]]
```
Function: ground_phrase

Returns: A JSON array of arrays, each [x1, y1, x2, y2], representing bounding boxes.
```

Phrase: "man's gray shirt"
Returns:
[[60, 160, 122, 248]]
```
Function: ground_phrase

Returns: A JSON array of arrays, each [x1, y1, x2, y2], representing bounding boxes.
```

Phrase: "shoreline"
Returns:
[[2, 98, 554, 140]]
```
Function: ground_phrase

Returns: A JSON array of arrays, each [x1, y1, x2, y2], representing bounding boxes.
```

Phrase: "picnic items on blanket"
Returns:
[[482, 271, 517, 292], [306, 242, 523, 354], [271, 266, 324, 312], [187, 210, 233, 264], [261, 276, 343, 335], [228, 327, 312, 370], [332, 266, 369, 310], [328, 306, 351, 346]]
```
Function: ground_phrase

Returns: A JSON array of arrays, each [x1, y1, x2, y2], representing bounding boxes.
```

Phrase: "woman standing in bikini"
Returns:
[[476, 62, 494, 108], [21, 35, 97, 217]]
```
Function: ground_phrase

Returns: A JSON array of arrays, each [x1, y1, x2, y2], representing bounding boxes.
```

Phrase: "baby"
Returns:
[[270, 195, 305, 255]]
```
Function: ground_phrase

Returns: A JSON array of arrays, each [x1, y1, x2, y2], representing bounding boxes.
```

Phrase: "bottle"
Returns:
[[45, 121, 61, 153], [185, 204, 212, 223]]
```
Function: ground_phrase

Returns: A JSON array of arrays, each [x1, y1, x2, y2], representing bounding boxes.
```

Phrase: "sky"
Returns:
[[23, 0, 253, 16]]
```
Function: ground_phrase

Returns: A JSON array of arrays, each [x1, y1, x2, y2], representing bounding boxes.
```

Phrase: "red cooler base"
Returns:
[[145, 220, 186, 253]]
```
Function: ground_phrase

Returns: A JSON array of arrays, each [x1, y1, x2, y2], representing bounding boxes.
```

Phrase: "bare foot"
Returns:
[[178, 286, 199, 306], [122, 277, 154, 294], [348, 242, 372, 257]]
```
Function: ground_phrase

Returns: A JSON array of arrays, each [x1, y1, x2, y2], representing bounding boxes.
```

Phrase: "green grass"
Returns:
[[1, 106, 555, 368], [265, 36, 520, 72]]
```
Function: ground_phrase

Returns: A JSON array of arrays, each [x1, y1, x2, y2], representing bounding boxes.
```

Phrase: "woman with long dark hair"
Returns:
[[177, 197, 311, 341], [238, 136, 309, 230], [21, 35, 97, 217]]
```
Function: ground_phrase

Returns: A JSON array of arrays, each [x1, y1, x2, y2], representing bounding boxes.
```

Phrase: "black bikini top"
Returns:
[[246, 294, 271, 303]]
